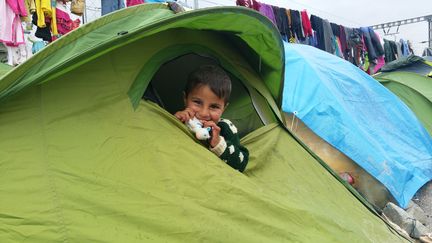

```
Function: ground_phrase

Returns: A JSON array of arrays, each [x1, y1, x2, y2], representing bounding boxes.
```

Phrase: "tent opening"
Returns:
[[145, 53, 270, 138]]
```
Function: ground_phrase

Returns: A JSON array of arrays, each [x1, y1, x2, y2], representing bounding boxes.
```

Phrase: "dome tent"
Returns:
[[281, 43, 432, 209], [0, 4, 406, 242], [0, 63, 12, 78], [375, 70, 432, 136]]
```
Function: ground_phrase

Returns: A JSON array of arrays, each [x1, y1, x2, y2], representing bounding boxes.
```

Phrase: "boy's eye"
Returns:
[[192, 100, 202, 105], [210, 105, 221, 110]]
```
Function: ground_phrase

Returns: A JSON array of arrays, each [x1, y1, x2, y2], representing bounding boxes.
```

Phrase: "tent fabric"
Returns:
[[380, 55, 432, 76], [281, 42, 432, 208], [0, 63, 12, 77], [0, 89, 405, 242], [375, 71, 432, 136], [0, 5, 407, 242], [0, 4, 284, 104]]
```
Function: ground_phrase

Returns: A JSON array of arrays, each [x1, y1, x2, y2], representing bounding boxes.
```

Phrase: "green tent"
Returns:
[[0, 63, 12, 78], [375, 71, 432, 136], [379, 55, 432, 77], [0, 4, 406, 242]]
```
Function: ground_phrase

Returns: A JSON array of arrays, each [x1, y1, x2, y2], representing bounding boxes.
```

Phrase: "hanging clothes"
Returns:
[[373, 56, 385, 74], [322, 19, 335, 54], [344, 27, 354, 63], [346, 28, 364, 66], [368, 27, 384, 56], [5, 44, 29, 66], [102, 0, 125, 16], [35, 0, 57, 35], [290, 9, 304, 41], [339, 25, 348, 60], [257, 3, 277, 26], [0, 0, 26, 46], [127, 0, 144, 7], [330, 22, 340, 38], [395, 41, 403, 58], [300, 10, 312, 37], [384, 39, 397, 62], [310, 15, 325, 51], [361, 27, 379, 62], [399, 39, 410, 56], [236, 0, 260, 11], [22, 0, 35, 22], [278, 8, 291, 41], [6, 0, 27, 16], [407, 40, 414, 54], [371, 31, 385, 72], [271, 6, 283, 33], [56, 7, 80, 35], [35, 0, 50, 27], [29, 0, 36, 13], [32, 12, 51, 42]]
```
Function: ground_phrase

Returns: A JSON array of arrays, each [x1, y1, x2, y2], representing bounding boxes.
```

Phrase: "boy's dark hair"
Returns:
[[185, 65, 232, 104]]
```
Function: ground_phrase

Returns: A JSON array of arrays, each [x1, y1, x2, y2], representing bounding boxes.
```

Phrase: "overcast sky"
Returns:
[[195, 0, 432, 55]]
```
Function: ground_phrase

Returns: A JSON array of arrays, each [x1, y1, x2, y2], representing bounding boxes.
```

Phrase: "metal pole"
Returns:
[[82, 4, 86, 25], [429, 18, 432, 48], [193, 0, 198, 9]]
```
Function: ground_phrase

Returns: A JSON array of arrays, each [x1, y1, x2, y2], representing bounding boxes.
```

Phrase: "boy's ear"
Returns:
[[183, 92, 187, 105]]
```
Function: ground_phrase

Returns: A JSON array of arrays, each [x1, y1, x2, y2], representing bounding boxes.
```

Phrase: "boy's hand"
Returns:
[[202, 120, 221, 148], [174, 108, 195, 122]]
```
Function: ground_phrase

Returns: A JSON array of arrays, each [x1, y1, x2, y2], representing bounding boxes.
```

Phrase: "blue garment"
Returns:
[[101, 0, 125, 16], [281, 42, 432, 208], [400, 39, 410, 56], [32, 41, 46, 54]]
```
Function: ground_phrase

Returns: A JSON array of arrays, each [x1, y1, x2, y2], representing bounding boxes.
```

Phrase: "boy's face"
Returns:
[[184, 85, 226, 124]]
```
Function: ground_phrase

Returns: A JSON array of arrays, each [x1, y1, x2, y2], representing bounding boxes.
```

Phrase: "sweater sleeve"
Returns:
[[209, 119, 249, 172]]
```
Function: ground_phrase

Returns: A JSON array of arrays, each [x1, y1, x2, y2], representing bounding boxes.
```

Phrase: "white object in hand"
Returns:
[[186, 117, 211, 140]]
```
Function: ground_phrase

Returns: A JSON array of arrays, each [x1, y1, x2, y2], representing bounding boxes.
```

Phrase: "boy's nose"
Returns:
[[197, 108, 210, 120]]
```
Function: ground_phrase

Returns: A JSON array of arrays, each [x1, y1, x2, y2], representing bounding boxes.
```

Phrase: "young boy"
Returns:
[[174, 65, 249, 172]]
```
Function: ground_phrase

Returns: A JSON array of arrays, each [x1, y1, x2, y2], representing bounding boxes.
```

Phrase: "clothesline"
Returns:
[[236, 0, 415, 74], [0, 0, 83, 66]]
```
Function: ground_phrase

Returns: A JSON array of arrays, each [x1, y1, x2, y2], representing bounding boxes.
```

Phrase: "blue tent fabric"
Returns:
[[281, 42, 432, 208]]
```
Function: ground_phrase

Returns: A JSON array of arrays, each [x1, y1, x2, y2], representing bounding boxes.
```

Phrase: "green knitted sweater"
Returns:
[[209, 119, 249, 172]]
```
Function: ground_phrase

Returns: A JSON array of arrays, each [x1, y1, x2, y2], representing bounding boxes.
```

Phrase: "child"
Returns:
[[174, 65, 249, 172]]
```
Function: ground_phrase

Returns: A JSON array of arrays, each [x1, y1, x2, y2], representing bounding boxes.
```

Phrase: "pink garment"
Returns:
[[56, 8, 80, 35], [0, 0, 25, 46], [372, 31, 385, 73], [373, 56, 385, 73], [127, 0, 144, 7], [300, 10, 312, 37], [6, 0, 27, 16]]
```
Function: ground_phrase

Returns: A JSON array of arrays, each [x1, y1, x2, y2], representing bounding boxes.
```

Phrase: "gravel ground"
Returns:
[[412, 181, 432, 232]]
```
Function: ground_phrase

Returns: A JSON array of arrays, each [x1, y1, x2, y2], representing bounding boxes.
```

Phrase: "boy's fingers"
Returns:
[[187, 110, 195, 118]]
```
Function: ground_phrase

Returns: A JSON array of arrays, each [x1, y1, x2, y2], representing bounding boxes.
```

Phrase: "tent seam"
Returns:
[[38, 85, 70, 243]]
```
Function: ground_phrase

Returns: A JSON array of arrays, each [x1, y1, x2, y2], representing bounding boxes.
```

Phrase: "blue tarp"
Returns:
[[282, 43, 432, 208]]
